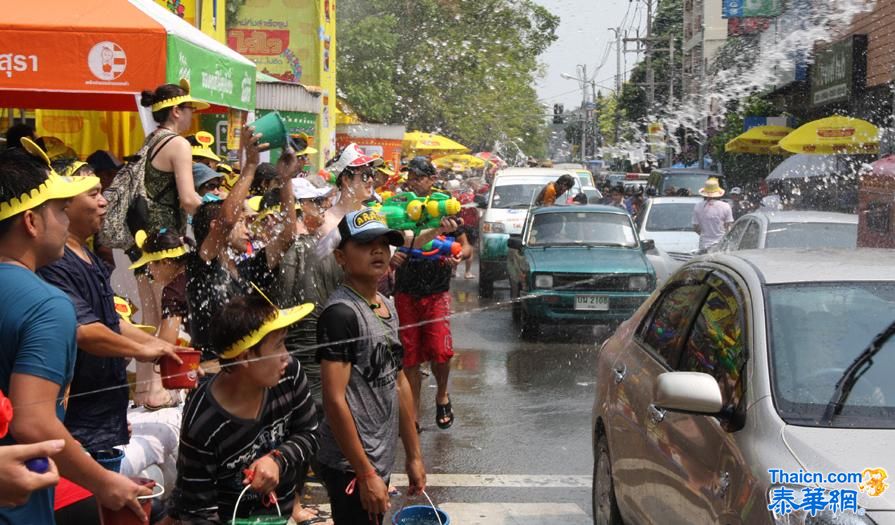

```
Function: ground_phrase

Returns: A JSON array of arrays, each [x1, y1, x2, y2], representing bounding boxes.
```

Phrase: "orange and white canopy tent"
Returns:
[[0, 0, 256, 112]]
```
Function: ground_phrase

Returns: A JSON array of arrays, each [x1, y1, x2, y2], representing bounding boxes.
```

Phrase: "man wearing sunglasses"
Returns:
[[318, 144, 383, 240]]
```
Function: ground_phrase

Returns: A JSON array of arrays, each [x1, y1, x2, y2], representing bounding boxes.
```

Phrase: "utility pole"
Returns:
[[609, 27, 622, 144], [645, 0, 655, 108]]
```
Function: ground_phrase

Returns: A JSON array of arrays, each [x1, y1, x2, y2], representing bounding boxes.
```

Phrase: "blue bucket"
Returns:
[[93, 448, 124, 473], [392, 505, 450, 525]]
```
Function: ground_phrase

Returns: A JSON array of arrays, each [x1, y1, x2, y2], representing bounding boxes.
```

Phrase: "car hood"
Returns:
[[641, 231, 700, 253], [782, 425, 895, 510], [483, 208, 528, 234], [527, 246, 652, 275]]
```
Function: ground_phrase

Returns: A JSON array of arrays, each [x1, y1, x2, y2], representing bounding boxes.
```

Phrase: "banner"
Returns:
[[166, 35, 256, 111], [227, 0, 320, 86], [810, 35, 867, 107], [35, 110, 144, 160]]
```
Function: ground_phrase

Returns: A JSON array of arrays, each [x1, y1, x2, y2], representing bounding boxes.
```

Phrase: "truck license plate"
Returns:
[[575, 295, 609, 311]]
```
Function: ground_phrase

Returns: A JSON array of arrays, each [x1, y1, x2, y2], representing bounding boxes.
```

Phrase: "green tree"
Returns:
[[337, 0, 559, 158]]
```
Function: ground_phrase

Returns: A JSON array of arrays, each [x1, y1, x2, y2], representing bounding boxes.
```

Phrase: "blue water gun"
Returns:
[[399, 235, 462, 260]]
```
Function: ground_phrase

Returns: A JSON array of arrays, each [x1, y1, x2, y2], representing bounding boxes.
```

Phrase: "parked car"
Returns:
[[506, 205, 656, 339], [648, 168, 725, 197], [713, 210, 858, 252], [635, 196, 701, 263], [477, 168, 584, 297], [592, 249, 895, 525]]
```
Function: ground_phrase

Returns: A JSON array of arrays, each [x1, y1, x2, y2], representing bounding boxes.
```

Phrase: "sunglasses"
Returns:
[[301, 196, 331, 207]]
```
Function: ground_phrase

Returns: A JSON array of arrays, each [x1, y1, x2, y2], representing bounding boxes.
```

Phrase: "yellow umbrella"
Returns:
[[403, 131, 469, 155], [432, 154, 486, 169], [725, 125, 793, 155], [779, 116, 879, 155]]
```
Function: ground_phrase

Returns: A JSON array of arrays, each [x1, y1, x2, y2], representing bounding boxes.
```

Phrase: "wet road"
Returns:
[[386, 276, 612, 524]]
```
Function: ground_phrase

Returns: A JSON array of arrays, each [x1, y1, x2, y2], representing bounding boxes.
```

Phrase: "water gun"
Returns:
[[373, 192, 462, 233], [399, 235, 462, 260], [0, 390, 50, 473]]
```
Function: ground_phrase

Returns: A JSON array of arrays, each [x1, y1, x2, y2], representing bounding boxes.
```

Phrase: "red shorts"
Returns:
[[395, 291, 454, 368]]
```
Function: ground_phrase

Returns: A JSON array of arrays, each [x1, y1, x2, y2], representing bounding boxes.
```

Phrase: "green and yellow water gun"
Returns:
[[371, 191, 462, 233]]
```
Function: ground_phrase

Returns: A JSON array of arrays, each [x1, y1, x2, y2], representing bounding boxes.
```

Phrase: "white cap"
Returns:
[[330, 143, 383, 175], [293, 177, 335, 200]]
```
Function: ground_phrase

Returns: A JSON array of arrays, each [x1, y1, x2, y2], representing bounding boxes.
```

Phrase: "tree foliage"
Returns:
[[337, 0, 559, 157]]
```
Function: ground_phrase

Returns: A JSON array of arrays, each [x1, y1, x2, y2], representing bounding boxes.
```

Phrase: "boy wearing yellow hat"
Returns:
[[169, 293, 319, 523]]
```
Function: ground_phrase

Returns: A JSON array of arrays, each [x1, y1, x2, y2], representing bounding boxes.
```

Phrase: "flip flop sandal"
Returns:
[[435, 396, 455, 429], [288, 518, 330, 525]]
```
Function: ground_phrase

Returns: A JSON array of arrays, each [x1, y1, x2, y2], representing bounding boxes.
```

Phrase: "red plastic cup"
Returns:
[[98, 478, 162, 525], [159, 349, 201, 389]]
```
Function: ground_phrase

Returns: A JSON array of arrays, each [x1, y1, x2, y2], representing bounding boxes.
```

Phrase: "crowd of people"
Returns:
[[0, 80, 474, 525]]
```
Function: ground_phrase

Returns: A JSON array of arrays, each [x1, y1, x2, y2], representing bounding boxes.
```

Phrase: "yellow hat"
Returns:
[[113, 295, 156, 334], [698, 177, 725, 198], [128, 230, 189, 270], [290, 133, 318, 157], [216, 163, 234, 174], [59, 161, 91, 178], [0, 138, 101, 222], [192, 146, 221, 163], [150, 78, 211, 112], [220, 303, 315, 359]]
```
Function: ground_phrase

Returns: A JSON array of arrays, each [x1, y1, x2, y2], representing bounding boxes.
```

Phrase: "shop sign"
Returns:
[[722, 0, 781, 19], [810, 35, 867, 107]]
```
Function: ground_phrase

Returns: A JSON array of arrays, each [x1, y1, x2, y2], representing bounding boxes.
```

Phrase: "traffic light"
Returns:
[[553, 103, 564, 124]]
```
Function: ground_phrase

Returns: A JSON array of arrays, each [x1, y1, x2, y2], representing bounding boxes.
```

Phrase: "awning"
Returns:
[[0, 0, 256, 111], [256, 73, 320, 114], [779, 116, 878, 155]]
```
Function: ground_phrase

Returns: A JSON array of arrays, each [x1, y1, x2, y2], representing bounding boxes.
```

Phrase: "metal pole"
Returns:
[[646, 0, 655, 109], [667, 34, 674, 168]]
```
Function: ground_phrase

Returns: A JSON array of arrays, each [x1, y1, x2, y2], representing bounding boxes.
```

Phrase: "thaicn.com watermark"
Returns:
[[767, 468, 889, 517]]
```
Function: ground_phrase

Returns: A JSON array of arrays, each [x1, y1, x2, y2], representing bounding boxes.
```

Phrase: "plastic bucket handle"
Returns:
[[232, 484, 282, 525], [393, 490, 446, 525], [138, 482, 165, 501]]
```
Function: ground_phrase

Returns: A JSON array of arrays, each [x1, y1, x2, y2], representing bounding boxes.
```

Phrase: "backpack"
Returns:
[[98, 131, 178, 250]]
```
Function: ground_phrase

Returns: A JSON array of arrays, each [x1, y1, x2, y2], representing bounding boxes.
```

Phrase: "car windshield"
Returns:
[[765, 222, 857, 249], [645, 202, 697, 232], [490, 183, 544, 209], [527, 211, 637, 247], [661, 173, 716, 195], [767, 282, 895, 427]]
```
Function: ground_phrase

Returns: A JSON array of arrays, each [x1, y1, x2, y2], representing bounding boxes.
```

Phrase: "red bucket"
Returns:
[[98, 478, 163, 525], [159, 349, 201, 389]]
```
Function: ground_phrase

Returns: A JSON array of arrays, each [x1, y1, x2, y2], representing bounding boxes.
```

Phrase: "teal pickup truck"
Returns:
[[506, 205, 656, 339]]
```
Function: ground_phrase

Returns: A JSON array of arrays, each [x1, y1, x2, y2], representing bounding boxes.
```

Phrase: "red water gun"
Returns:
[[399, 235, 462, 260], [0, 390, 50, 473]]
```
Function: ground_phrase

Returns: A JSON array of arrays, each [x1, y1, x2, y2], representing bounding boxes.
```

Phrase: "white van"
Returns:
[[476, 168, 583, 297]]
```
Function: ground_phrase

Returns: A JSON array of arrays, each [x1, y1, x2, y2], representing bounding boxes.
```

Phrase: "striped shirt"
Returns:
[[168, 359, 319, 524]]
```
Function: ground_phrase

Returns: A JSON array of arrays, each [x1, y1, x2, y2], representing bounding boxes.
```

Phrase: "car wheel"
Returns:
[[520, 306, 539, 341], [593, 432, 623, 525], [479, 277, 494, 298]]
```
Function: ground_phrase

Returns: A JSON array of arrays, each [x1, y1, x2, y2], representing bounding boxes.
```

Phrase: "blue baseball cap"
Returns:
[[337, 208, 404, 248]]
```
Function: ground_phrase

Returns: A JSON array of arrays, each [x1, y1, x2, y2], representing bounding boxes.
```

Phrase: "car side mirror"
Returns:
[[474, 194, 488, 209], [654, 372, 723, 415], [640, 239, 656, 252], [507, 235, 523, 251]]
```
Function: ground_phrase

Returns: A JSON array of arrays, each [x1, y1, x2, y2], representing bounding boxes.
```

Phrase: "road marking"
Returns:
[[389, 473, 591, 488]]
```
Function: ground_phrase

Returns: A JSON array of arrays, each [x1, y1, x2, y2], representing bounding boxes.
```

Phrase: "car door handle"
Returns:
[[612, 363, 627, 384], [648, 404, 666, 424]]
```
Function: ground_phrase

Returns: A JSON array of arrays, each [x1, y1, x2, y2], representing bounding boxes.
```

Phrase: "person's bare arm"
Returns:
[[78, 322, 180, 363], [168, 137, 202, 215], [397, 370, 426, 496], [321, 360, 390, 515], [157, 316, 182, 345], [9, 374, 150, 521], [265, 150, 299, 269], [199, 127, 264, 262]]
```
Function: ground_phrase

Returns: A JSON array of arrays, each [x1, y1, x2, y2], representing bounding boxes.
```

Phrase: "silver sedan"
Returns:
[[592, 249, 895, 525]]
